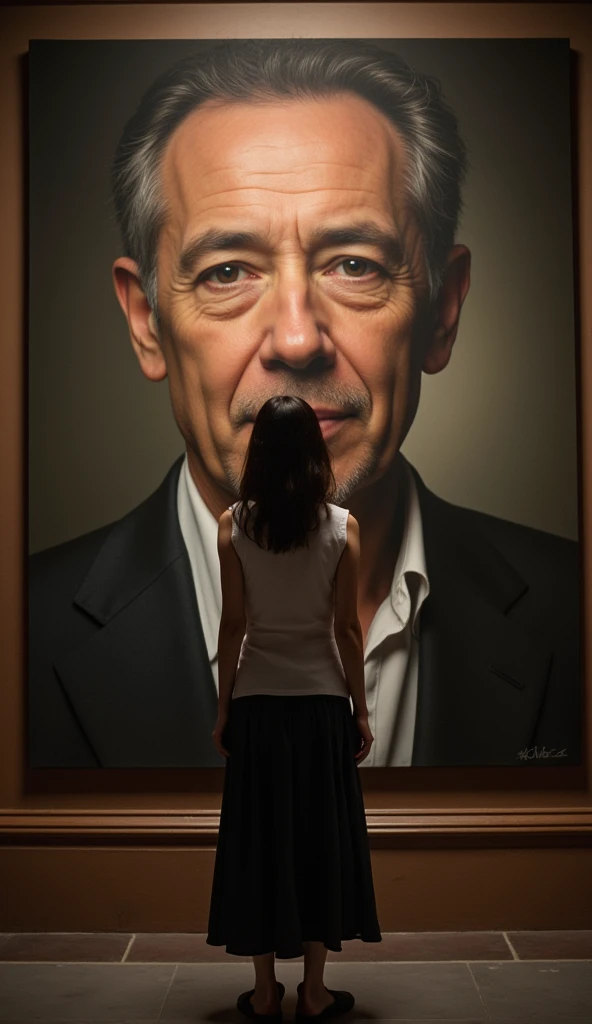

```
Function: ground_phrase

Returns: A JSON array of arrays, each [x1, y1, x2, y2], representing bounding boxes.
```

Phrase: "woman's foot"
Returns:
[[296, 981, 336, 1016]]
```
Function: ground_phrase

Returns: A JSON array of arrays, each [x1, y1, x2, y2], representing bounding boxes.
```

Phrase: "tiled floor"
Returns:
[[0, 932, 590, 1022]]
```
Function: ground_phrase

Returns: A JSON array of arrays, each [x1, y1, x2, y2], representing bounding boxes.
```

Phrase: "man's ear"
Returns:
[[112, 257, 167, 381], [422, 244, 471, 375]]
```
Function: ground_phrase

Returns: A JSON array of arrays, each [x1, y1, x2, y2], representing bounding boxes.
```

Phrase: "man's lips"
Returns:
[[316, 415, 352, 439], [309, 406, 349, 419], [245, 406, 353, 425]]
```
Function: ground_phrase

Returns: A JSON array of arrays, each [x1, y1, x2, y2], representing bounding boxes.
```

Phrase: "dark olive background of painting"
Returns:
[[28, 38, 577, 554]]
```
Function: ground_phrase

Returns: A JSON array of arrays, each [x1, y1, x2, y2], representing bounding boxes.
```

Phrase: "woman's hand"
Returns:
[[352, 712, 374, 763], [212, 706, 231, 758]]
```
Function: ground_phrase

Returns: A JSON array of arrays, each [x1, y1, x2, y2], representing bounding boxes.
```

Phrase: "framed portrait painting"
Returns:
[[27, 36, 581, 770]]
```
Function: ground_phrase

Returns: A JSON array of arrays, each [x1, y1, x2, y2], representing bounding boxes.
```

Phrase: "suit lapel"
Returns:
[[408, 460, 553, 766], [54, 454, 225, 767]]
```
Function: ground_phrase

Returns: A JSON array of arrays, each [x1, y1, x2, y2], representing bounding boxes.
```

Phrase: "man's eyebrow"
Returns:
[[308, 223, 406, 268], [177, 222, 406, 278], [177, 230, 263, 278]]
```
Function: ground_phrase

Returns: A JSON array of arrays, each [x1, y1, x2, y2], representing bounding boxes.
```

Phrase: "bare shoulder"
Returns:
[[217, 507, 234, 542], [344, 511, 360, 537], [342, 511, 360, 557]]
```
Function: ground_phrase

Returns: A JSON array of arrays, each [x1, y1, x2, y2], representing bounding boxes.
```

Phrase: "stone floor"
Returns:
[[0, 931, 591, 1022]]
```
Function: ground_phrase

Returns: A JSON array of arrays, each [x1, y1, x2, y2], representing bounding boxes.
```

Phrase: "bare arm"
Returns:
[[333, 513, 368, 716], [216, 510, 247, 712]]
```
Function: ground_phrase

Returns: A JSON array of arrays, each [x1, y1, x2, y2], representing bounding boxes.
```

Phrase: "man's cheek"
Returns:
[[379, 287, 417, 327], [198, 385, 244, 450], [167, 297, 224, 337]]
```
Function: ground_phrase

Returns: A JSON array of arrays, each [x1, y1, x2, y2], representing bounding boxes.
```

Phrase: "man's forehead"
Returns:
[[161, 92, 407, 211]]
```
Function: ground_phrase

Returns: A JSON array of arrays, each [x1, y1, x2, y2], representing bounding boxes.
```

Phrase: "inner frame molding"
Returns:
[[2, 808, 591, 847]]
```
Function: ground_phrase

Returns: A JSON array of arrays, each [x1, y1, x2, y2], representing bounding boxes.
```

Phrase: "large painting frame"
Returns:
[[27, 34, 582, 772], [0, 3, 590, 855]]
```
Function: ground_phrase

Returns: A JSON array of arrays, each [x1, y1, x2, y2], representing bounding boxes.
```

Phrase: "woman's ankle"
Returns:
[[300, 980, 326, 997], [254, 979, 280, 995]]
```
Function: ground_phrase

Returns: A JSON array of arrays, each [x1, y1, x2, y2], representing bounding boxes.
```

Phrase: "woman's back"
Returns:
[[230, 500, 350, 699]]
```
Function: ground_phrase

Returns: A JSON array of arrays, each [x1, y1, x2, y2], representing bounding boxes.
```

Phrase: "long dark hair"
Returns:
[[233, 396, 337, 553]]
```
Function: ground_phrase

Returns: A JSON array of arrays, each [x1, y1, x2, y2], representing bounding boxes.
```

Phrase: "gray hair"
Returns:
[[111, 39, 468, 316]]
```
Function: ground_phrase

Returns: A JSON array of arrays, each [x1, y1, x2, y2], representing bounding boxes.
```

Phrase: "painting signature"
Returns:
[[517, 746, 568, 761]]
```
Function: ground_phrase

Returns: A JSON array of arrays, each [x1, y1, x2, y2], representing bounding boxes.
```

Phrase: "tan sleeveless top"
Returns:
[[229, 501, 350, 699]]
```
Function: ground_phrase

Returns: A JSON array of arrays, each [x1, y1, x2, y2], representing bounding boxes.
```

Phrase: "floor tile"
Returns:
[[127, 934, 250, 963], [470, 960, 592, 1018], [1, 934, 132, 963], [0, 964, 175, 1020], [324, 931, 513, 962], [507, 929, 592, 960]]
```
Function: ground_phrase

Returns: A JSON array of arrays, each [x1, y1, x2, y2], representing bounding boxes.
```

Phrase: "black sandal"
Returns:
[[294, 980, 355, 1020], [237, 979, 285, 1021]]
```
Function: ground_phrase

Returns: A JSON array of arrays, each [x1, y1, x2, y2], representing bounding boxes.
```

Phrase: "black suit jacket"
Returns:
[[28, 453, 582, 767]]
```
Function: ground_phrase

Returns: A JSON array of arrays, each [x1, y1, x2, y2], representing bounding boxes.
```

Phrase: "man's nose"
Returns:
[[258, 275, 335, 371]]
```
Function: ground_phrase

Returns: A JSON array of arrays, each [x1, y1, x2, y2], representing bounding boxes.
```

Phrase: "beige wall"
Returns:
[[1, 3, 591, 931]]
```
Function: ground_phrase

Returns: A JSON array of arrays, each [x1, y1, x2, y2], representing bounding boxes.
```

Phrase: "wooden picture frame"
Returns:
[[1, 7, 591, 923]]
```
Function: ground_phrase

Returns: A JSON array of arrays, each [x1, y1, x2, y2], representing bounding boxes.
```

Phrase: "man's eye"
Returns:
[[332, 258, 381, 278], [202, 263, 247, 285]]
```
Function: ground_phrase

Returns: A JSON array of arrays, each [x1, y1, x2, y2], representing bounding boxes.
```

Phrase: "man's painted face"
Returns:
[[155, 93, 429, 501]]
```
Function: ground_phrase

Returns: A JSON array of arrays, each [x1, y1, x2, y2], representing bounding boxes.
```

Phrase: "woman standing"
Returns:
[[206, 396, 382, 1021]]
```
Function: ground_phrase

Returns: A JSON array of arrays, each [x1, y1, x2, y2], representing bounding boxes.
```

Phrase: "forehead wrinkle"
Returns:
[[178, 163, 397, 194], [166, 185, 394, 254], [174, 185, 393, 210], [204, 184, 387, 197]]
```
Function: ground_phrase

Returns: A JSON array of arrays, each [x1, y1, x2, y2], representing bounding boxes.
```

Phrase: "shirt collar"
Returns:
[[177, 453, 222, 664], [394, 456, 431, 638], [364, 456, 431, 655]]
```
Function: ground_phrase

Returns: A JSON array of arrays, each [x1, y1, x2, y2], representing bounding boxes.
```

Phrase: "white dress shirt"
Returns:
[[177, 453, 430, 766]]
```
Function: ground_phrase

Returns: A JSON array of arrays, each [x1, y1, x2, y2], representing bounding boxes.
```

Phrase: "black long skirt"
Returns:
[[206, 693, 382, 960]]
